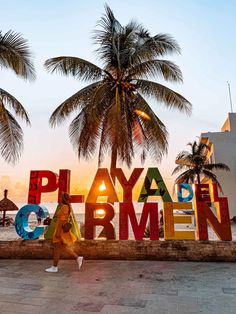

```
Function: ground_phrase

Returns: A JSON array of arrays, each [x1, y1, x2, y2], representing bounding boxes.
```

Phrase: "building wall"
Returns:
[[201, 113, 236, 218]]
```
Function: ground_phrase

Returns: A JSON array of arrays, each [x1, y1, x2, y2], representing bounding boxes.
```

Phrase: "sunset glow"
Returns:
[[95, 209, 106, 218], [134, 110, 151, 120], [99, 181, 106, 192]]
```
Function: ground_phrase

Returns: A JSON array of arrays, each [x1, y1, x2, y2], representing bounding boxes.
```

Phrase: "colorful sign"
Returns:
[[15, 168, 232, 241], [15, 204, 49, 240]]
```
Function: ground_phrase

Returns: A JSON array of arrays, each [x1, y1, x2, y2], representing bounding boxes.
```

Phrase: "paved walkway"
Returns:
[[0, 260, 236, 313]]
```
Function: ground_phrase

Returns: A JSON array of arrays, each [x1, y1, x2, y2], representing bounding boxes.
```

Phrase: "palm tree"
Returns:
[[172, 141, 230, 192], [45, 5, 191, 176], [0, 30, 35, 163]]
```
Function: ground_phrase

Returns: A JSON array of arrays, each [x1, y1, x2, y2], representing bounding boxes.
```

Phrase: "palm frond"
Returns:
[[203, 163, 230, 172], [187, 141, 196, 154], [123, 20, 143, 44], [131, 33, 181, 65], [132, 92, 168, 162], [68, 85, 114, 162], [93, 4, 123, 67], [127, 59, 183, 82], [196, 142, 209, 156], [69, 107, 102, 161], [0, 107, 23, 164], [98, 114, 110, 166], [90, 81, 115, 115], [172, 164, 189, 176], [0, 88, 30, 124], [175, 150, 194, 165], [174, 169, 196, 184], [201, 169, 224, 194], [151, 33, 181, 55], [49, 82, 102, 127], [0, 30, 35, 80], [44, 57, 103, 82], [98, 4, 122, 34], [136, 79, 192, 114]]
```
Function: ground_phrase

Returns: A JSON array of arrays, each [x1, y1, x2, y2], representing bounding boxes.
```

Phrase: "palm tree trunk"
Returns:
[[197, 173, 201, 184], [110, 86, 120, 184], [110, 144, 117, 183]]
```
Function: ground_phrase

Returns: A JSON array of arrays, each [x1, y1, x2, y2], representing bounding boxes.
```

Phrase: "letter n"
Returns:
[[194, 184, 232, 240], [195, 200, 232, 241]]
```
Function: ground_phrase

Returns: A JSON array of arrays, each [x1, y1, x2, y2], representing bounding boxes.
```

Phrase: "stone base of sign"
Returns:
[[0, 240, 236, 261]]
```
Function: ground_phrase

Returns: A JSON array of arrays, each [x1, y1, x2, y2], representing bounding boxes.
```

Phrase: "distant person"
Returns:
[[45, 192, 83, 273], [144, 209, 164, 238], [159, 209, 164, 238]]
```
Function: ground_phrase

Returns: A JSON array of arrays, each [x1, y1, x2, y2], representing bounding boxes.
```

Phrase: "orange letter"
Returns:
[[86, 168, 118, 203], [163, 202, 195, 240]]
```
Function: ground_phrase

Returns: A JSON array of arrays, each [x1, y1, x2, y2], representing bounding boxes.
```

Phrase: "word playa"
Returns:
[[15, 168, 232, 241]]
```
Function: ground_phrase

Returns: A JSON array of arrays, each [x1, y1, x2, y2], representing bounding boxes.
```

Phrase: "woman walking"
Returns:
[[45, 192, 83, 273]]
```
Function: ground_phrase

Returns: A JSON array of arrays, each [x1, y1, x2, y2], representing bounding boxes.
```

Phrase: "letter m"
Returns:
[[119, 203, 159, 240]]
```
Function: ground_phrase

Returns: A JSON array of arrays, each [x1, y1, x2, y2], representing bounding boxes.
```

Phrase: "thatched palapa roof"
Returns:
[[0, 190, 18, 212]]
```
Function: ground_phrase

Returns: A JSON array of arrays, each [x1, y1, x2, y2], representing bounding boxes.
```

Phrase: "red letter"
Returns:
[[28, 170, 58, 204], [194, 184, 211, 202], [85, 203, 115, 240], [119, 203, 159, 240], [112, 168, 143, 202], [58, 169, 84, 203], [194, 184, 232, 240]]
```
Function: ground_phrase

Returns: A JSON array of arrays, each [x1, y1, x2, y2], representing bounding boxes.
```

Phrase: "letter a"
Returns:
[[86, 168, 118, 203], [138, 168, 172, 202]]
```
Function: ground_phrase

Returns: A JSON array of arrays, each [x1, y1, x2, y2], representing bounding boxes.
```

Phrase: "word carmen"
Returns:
[[15, 168, 232, 241]]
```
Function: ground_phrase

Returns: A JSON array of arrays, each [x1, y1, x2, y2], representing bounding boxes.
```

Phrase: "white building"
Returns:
[[200, 113, 236, 218]]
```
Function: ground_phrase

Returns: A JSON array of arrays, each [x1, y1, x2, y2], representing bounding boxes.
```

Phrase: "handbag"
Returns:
[[43, 217, 52, 226], [62, 221, 72, 232], [62, 205, 72, 233]]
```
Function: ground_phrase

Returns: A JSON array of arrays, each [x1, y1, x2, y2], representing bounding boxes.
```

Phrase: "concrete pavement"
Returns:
[[0, 260, 236, 313]]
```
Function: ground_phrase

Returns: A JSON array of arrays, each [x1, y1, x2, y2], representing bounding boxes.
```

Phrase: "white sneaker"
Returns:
[[45, 266, 58, 273], [77, 256, 83, 270]]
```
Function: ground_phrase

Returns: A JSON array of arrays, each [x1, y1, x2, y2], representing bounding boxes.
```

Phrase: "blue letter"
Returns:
[[15, 204, 49, 240], [177, 184, 193, 202]]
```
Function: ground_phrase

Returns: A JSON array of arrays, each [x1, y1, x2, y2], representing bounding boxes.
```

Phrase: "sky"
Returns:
[[1, 0, 236, 202]]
